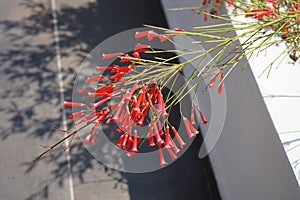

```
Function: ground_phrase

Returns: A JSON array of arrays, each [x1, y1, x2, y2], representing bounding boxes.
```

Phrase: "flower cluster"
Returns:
[[63, 33, 213, 167], [235, 0, 300, 61], [30, 26, 226, 166]]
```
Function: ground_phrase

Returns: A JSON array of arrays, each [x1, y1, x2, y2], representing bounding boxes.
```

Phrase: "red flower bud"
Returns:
[[207, 70, 221, 88], [135, 31, 149, 39], [120, 54, 136, 62], [116, 134, 126, 147], [63, 101, 85, 107], [190, 106, 196, 125], [102, 52, 123, 60], [82, 126, 96, 145], [218, 73, 225, 94], [131, 130, 138, 153], [95, 85, 114, 94], [93, 96, 111, 108], [86, 75, 105, 84], [110, 72, 125, 82], [186, 118, 200, 135], [154, 123, 164, 146], [204, 12, 208, 21], [96, 66, 114, 71], [69, 111, 84, 119], [134, 43, 151, 52], [165, 125, 171, 147], [77, 87, 92, 94], [148, 123, 155, 146], [197, 106, 208, 124]]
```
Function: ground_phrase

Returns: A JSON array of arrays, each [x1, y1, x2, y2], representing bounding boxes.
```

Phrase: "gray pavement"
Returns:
[[0, 0, 220, 199]]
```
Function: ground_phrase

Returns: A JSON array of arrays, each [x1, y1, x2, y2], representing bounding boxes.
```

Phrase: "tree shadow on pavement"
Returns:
[[0, 0, 220, 199]]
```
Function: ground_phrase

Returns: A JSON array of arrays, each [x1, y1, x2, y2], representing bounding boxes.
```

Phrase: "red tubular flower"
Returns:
[[74, 115, 89, 125], [166, 146, 177, 160], [207, 70, 221, 88], [120, 54, 136, 62], [148, 31, 168, 42], [151, 84, 158, 103], [110, 65, 120, 72], [186, 119, 200, 135], [254, 8, 274, 19], [141, 85, 146, 106], [134, 43, 151, 53], [218, 73, 225, 94], [169, 137, 180, 154], [113, 103, 123, 122], [126, 81, 138, 101], [110, 72, 125, 82], [165, 125, 171, 147], [83, 126, 96, 145], [135, 31, 149, 39], [63, 101, 85, 107], [116, 134, 126, 147], [265, 0, 277, 4], [105, 116, 112, 124], [122, 134, 129, 148], [183, 117, 195, 138], [102, 52, 123, 60], [202, 0, 207, 6], [137, 104, 149, 126], [133, 52, 140, 59], [131, 89, 145, 119], [130, 130, 138, 153], [171, 126, 186, 148], [86, 75, 105, 84], [118, 106, 128, 128], [204, 12, 208, 21], [88, 92, 109, 98], [93, 96, 111, 108], [190, 106, 196, 125], [95, 85, 114, 94], [226, 0, 234, 6], [147, 31, 154, 41], [94, 109, 111, 125], [158, 144, 167, 167], [148, 123, 155, 146], [77, 87, 92, 94], [157, 120, 164, 135], [112, 94, 126, 121], [147, 93, 157, 112], [83, 135, 91, 145], [139, 30, 167, 42], [91, 131, 98, 144], [96, 66, 114, 71], [173, 27, 184, 32], [197, 106, 208, 124], [154, 122, 164, 146], [69, 110, 84, 119], [157, 90, 168, 117], [124, 134, 133, 150]]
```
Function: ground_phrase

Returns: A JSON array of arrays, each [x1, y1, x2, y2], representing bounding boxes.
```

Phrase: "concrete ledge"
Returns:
[[160, 0, 300, 199]]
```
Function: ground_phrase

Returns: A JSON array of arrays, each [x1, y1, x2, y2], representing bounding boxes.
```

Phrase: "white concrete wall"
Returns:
[[160, 0, 300, 199]]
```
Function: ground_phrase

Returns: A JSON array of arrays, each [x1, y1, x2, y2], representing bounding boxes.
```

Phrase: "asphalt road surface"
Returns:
[[0, 0, 220, 199]]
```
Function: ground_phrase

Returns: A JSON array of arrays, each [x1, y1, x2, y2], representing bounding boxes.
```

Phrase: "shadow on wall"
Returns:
[[0, 0, 220, 199]]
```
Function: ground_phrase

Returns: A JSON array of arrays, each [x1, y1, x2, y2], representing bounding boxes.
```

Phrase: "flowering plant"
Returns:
[[30, 0, 300, 168]]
